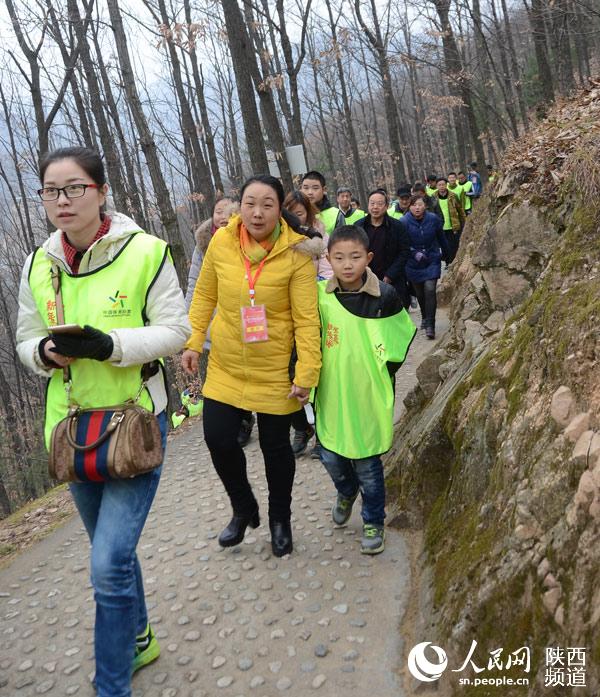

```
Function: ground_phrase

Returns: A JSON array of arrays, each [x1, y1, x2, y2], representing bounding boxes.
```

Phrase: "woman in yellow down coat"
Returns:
[[182, 175, 321, 557]]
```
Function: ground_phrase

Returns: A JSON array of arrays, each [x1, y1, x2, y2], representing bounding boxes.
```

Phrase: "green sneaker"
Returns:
[[132, 624, 160, 674], [360, 524, 385, 554], [332, 492, 358, 526]]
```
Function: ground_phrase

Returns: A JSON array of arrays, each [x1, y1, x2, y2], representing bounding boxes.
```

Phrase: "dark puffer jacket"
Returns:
[[400, 211, 449, 283], [355, 213, 410, 304]]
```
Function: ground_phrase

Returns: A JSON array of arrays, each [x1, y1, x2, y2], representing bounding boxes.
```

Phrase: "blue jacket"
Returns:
[[400, 211, 449, 283], [469, 170, 482, 197]]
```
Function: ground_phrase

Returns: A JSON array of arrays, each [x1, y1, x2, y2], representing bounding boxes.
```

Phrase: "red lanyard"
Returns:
[[243, 257, 267, 306]]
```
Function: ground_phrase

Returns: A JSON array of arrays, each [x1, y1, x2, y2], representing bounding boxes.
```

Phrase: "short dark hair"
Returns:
[[368, 188, 389, 204], [436, 177, 448, 184], [39, 146, 106, 186], [457, 170, 465, 176], [328, 224, 369, 252], [426, 173, 437, 182], [301, 170, 326, 187], [396, 184, 412, 197], [470, 162, 478, 169], [447, 171, 457, 177], [412, 182, 426, 193], [409, 194, 426, 206]]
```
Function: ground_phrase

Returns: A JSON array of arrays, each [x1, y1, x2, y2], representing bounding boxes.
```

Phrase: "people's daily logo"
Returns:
[[407, 642, 448, 682]]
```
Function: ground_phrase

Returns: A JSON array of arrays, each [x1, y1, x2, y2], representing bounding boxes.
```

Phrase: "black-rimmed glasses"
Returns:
[[37, 183, 99, 201]]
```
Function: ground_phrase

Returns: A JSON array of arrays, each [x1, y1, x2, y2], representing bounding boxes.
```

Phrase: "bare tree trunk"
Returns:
[[570, 0, 590, 84], [527, 0, 555, 103], [5, 0, 92, 159], [500, 0, 530, 128], [274, 0, 312, 156], [324, 0, 367, 204], [430, 0, 486, 180], [550, 0, 575, 94], [307, 37, 336, 184], [154, 0, 213, 216], [222, 0, 269, 174], [67, 0, 136, 218], [88, 5, 147, 227], [0, 85, 36, 251], [105, 0, 186, 283], [359, 39, 386, 183], [183, 0, 223, 192], [45, 1, 94, 147], [354, 0, 407, 184], [242, 2, 293, 189]]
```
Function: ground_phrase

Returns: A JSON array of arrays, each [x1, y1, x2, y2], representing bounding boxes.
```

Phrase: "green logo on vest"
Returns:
[[104, 289, 131, 317]]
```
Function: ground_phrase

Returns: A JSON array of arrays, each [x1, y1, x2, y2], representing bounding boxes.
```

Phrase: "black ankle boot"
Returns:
[[218, 509, 260, 547], [270, 519, 293, 557]]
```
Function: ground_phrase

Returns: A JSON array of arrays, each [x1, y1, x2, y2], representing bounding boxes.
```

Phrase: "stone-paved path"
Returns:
[[0, 309, 447, 697]]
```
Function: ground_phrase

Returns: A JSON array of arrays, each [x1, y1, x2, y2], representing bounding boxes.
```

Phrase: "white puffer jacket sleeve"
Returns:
[[109, 257, 191, 366], [15, 254, 55, 376]]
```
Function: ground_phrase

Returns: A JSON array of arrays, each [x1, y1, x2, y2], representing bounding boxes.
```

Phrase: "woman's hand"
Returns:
[[182, 349, 200, 375], [288, 384, 310, 405], [50, 325, 114, 361], [44, 339, 74, 368]]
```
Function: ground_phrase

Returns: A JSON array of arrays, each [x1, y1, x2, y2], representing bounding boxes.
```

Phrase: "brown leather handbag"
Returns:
[[47, 265, 163, 483], [49, 403, 163, 482]]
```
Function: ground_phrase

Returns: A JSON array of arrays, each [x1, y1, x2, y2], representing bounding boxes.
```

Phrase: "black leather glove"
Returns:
[[50, 325, 114, 361]]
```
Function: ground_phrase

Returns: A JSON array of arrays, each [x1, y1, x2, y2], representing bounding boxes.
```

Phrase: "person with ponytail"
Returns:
[[182, 175, 321, 557]]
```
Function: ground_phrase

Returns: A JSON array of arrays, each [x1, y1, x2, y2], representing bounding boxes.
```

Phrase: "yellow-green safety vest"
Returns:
[[387, 204, 405, 220], [448, 183, 465, 208], [437, 196, 452, 231], [28, 233, 170, 447], [342, 208, 365, 225], [315, 281, 416, 458], [317, 207, 343, 236], [461, 180, 473, 211]]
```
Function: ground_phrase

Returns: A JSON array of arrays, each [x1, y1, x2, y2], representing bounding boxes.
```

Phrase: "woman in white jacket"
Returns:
[[16, 147, 190, 697]]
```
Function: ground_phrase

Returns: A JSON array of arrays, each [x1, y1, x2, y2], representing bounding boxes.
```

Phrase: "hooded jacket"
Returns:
[[186, 214, 321, 415], [185, 201, 240, 309], [16, 213, 191, 415]]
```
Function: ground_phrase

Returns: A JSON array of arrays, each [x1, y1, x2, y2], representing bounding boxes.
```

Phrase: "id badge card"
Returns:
[[241, 304, 269, 343]]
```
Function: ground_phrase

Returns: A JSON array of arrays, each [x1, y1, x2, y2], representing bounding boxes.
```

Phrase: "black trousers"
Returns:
[[412, 278, 438, 327], [444, 229, 461, 263], [291, 406, 309, 431], [203, 398, 295, 521]]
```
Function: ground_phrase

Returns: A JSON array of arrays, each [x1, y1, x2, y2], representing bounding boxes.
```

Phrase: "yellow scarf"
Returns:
[[239, 221, 281, 263]]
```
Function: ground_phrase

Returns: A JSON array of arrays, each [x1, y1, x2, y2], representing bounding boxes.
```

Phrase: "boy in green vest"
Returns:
[[315, 225, 416, 554], [300, 170, 345, 236]]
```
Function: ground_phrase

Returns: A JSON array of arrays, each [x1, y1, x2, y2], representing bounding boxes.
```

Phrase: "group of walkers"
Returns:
[[15, 146, 485, 696]]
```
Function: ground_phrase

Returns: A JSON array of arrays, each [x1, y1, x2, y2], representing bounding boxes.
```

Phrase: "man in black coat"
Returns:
[[355, 188, 410, 308]]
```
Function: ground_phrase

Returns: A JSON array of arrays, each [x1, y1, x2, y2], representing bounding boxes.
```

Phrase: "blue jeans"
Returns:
[[320, 446, 385, 525], [69, 411, 167, 697]]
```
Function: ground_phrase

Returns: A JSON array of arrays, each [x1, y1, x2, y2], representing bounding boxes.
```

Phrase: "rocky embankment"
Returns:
[[387, 84, 600, 695]]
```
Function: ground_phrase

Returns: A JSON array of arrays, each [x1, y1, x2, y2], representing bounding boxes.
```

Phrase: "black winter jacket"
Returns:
[[355, 214, 410, 305]]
